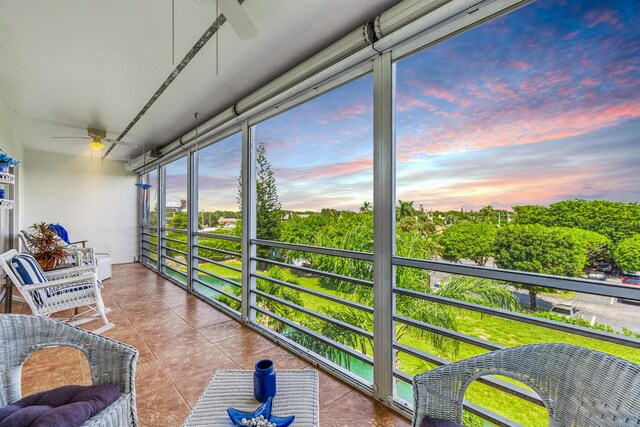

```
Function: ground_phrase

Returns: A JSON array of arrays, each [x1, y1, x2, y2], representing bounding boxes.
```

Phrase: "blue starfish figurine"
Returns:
[[227, 397, 295, 427]]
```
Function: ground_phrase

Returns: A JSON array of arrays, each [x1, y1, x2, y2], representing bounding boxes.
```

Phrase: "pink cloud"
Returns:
[[511, 60, 530, 71], [396, 93, 436, 111], [275, 157, 372, 183], [584, 8, 622, 29], [563, 31, 579, 40], [421, 86, 458, 103], [581, 77, 600, 86], [331, 103, 371, 120], [397, 101, 640, 158]]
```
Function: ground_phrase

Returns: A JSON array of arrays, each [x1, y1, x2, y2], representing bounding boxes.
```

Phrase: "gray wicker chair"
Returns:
[[0, 314, 138, 426], [413, 343, 640, 427]]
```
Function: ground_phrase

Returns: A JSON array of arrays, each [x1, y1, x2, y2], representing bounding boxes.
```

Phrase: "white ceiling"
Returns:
[[0, 0, 398, 160]]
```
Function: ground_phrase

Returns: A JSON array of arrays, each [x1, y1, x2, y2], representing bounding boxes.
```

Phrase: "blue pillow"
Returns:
[[10, 253, 47, 285], [11, 254, 48, 307], [0, 384, 121, 427]]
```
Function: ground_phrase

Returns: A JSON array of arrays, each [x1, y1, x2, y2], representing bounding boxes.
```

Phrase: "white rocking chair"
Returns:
[[0, 249, 114, 334]]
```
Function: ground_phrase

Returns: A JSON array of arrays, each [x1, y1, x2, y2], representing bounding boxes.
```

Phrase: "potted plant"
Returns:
[[24, 223, 68, 270], [0, 152, 20, 173]]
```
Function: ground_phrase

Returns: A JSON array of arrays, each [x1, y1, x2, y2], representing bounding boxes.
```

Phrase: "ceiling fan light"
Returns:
[[89, 138, 105, 151]]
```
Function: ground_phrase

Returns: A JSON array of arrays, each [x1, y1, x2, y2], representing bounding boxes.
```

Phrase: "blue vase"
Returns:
[[253, 359, 276, 403]]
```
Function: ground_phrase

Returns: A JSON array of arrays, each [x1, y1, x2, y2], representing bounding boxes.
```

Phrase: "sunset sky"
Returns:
[[167, 0, 640, 213]]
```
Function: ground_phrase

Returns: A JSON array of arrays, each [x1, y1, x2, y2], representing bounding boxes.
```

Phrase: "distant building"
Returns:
[[218, 217, 238, 228]]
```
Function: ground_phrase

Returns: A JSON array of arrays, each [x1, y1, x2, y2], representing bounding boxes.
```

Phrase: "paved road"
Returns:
[[428, 269, 640, 333]]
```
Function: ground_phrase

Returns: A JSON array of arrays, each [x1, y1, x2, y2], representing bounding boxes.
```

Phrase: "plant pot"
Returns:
[[38, 258, 60, 271]]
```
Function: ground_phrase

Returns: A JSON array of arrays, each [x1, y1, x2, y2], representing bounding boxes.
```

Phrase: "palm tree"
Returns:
[[396, 200, 415, 220], [255, 267, 305, 332], [359, 201, 372, 213]]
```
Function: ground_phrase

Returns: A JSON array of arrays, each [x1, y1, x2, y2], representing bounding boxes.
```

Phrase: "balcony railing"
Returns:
[[138, 223, 640, 426]]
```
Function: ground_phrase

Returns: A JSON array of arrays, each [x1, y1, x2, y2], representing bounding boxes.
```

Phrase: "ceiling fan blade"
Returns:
[[218, 0, 257, 40], [50, 136, 91, 139]]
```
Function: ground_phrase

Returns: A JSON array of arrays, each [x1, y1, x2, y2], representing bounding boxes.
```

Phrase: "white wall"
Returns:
[[24, 149, 138, 264]]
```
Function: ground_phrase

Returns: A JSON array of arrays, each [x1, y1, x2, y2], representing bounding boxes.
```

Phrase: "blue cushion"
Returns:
[[11, 254, 47, 285], [11, 254, 48, 307], [48, 224, 71, 245], [0, 384, 121, 427]]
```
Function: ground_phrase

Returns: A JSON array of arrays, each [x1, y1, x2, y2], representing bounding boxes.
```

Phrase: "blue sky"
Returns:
[[168, 0, 640, 213]]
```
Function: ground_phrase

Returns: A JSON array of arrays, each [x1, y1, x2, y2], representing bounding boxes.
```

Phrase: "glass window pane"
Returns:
[[164, 157, 188, 230]]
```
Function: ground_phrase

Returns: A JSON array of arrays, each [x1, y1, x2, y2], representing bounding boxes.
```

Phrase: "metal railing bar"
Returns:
[[141, 237, 158, 246], [251, 305, 374, 365], [141, 231, 157, 238], [252, 288, 374, 339], [393, 287, 640, 349], [192, 277, 242, 302], [142, 247, 158, 256], [194, 243, 242, 258], [193, 266, 242, 288], [193, 231, 242, 242], [193, 255, 242, 273], [161, 263, 187, 278], [394, 314, 504, 351], [253, 256, 374, 288], [161, 255, 188, 267], [141, 225, 158, 229], [163, 246, 188, 256], [251, 271, 374, 314], [252, 238, 374, 262], [162, 227, 188, 233], [393, 256, 640, 300], [392, 342, 544, 406], [161, 236, 188, 245], [141, 254, 158, 264]]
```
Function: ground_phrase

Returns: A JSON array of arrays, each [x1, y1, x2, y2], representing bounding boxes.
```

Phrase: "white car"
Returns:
[[549, 304, 583, 319]]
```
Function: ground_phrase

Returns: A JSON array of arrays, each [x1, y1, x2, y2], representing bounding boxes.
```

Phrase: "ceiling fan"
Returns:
[[51, 128, 139, 151]]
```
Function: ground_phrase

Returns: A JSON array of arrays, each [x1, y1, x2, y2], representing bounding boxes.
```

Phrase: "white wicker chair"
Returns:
[[0, 314, 138, 426], [19, 230, 95, 268], [0, 250, 114, 334], [413, 343, 640, 427]]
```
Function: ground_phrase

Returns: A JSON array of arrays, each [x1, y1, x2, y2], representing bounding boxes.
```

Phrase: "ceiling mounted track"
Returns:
[[102, 0, 246, 159]]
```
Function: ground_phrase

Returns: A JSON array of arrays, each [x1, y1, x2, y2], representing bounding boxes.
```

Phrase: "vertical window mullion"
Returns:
[[241, 121, 257, 323], [373, 51, 396, 405]]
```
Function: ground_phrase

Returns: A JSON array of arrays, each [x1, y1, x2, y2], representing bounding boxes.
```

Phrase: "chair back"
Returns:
[[0, 249, 46, 313], [413, 343, 640, 426], [18, 231, 33, 254]]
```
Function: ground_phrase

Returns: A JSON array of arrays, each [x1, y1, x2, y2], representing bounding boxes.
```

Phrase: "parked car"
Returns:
[[622, 277, 640, 286], [549, 304, 583, 319], [622, 270, 640, 277], [587, 271, 606, 280], [597, 263, 612, 273]]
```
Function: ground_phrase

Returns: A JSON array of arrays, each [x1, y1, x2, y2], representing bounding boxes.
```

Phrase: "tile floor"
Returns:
[[10, 263, 411, 427]]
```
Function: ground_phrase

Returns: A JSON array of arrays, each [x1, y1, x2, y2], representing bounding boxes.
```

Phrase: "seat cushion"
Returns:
[[0, 384, 121, 427]]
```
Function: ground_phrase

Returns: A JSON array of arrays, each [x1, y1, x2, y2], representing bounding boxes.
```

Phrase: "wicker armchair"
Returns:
[[0, 249, 113, 334], [413, 343, 640, 427], [0, 314, 138, 426]]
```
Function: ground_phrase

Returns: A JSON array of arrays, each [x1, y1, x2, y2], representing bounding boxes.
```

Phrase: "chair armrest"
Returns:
[[45, 265, 96, 280], [24, 273, 97, 291], [67, 240, 88, 248]]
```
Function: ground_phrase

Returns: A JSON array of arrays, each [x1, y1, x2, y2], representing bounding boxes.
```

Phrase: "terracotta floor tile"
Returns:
[[198, 319, 253, 343], [318, 370, 353, 409], [172, 362, 241, 408], [171, 301, 230, 328], [214, 331, 278, 360], [136, 384, 191, 427], [21, 347, 88, 396], [151, 332, 233, 383], [320, 390, 411, 427]]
